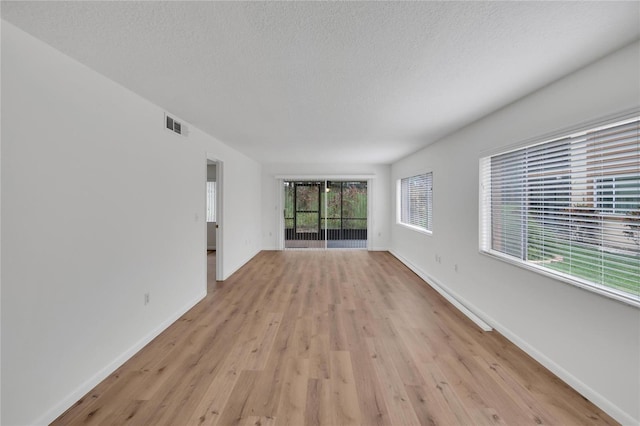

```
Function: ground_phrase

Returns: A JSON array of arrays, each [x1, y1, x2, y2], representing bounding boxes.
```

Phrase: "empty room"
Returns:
[[1, 2, 639, 425]]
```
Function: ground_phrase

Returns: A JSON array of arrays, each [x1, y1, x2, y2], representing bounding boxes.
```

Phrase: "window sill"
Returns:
[[480, 249, 640, 309], [397, 222, 432, 236]]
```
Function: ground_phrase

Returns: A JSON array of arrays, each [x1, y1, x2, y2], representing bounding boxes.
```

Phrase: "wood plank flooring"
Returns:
[[52, 251, 618, 425]]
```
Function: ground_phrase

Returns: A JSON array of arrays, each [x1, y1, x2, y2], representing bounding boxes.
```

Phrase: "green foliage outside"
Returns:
[[284, 182, 367, 231]]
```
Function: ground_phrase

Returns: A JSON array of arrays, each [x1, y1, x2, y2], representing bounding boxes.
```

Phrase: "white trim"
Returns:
[[215, 160, 224, 281], [491, 312, 638, 426], [396, 172, 434, 233], [221, 248, 261, 280], [275, 174, 375, 180], [367, 178, 373, 251], [390, 248, 635, 425], [33, 291, 206, 426], [397, 222, 433, 236], [276, 178, 285, 251], [480, 249, 640, 308], [388, 249, 493, 332]]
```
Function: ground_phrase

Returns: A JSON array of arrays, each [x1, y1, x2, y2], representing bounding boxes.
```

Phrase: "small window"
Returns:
[[398, 172, 433, 233], [480, 114, 640, 306], [206, 181, 216, 223]]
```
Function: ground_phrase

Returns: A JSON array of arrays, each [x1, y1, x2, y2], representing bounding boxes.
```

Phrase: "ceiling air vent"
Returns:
[[165, 113, 187, 136]]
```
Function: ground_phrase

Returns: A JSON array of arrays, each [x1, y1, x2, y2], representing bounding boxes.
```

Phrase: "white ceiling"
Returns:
[[2, 1, 639, 164]]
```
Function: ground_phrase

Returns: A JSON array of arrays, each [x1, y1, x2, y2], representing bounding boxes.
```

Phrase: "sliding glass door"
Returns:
[[284, 180, 367, 249]]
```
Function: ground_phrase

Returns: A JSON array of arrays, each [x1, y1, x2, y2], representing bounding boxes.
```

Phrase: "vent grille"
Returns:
[[165, 113, 186, 136]]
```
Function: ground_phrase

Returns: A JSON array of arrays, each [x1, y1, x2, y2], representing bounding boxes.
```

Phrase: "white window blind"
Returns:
[[206, 181, 216, 223], [480, 114, 640, 306], [399, 172, 433, 232]]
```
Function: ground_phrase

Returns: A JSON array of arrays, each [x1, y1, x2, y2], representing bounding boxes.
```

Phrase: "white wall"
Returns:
[[390, 41, 640, 425], [261, 163, 391, 251], [0, 21, 261, 425]]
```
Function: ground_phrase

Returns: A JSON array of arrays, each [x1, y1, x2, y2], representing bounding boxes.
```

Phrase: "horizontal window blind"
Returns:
[[480, 115, 640, 306], [206, 181, 216, 223], [400, 172, 433, 232]]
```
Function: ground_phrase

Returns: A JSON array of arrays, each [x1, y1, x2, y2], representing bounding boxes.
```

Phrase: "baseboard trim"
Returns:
[[222, 248, 262, 280], [492, 320, 637, 425], [388, 249, 637, 425], [388, 249, 492, 331], [33, 290, 207, 426]]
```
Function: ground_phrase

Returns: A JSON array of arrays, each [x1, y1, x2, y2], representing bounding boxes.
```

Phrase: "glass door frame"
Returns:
[[277, 175, 374, 250]]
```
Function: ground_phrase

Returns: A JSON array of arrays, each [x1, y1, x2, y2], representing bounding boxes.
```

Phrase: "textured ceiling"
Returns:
[[2, 1, 639, 164]]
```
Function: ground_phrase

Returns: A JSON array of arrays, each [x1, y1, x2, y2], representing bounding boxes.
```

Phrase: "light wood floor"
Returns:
[[52, 251, 617, 425]]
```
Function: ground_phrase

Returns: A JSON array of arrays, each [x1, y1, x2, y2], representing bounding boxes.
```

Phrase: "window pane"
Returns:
[[342, 182, 367, 229], [296, 184, 320, 211], [480, 115, 640, 305], [284, 181, 294, 230], [399, 173, 433, 232], [206, 181, 216, 223]]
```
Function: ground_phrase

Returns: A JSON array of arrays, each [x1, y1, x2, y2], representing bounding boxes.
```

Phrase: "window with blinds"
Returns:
[[398, 172, 433, 233], [480, 114, 640, 306], [206, 181, 216, 223]]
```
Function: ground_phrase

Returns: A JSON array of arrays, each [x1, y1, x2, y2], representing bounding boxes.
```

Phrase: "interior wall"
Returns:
[[390, 40, 640, 424], [1, 21, 261, 425], [261, 163, 391, 251]]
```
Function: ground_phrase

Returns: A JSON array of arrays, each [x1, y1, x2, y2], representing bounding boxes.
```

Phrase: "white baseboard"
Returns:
[[222, 248, 262, 280], [388, 249, 637, 425], [388, 249, 492, 331], [33, 290, 207, 426], [369, 246, 389, 251], [493, 321, 637, 425]]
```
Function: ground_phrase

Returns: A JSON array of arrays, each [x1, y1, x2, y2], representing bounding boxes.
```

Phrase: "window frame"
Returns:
[[397, 172, 433, 235], [479, 111, 640, 308]]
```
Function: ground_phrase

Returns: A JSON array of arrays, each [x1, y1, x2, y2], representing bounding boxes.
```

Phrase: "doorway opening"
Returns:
[[206, 158, 223, 283], [206, 160, 217, 284], [284, 180, 367, 249]]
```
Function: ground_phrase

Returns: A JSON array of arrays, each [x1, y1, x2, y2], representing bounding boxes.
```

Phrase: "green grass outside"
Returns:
[[527, 225, 639, 296]]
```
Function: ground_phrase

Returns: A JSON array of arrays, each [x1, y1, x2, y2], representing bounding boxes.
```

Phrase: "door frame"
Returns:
[[205, 155, 224, 281]]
